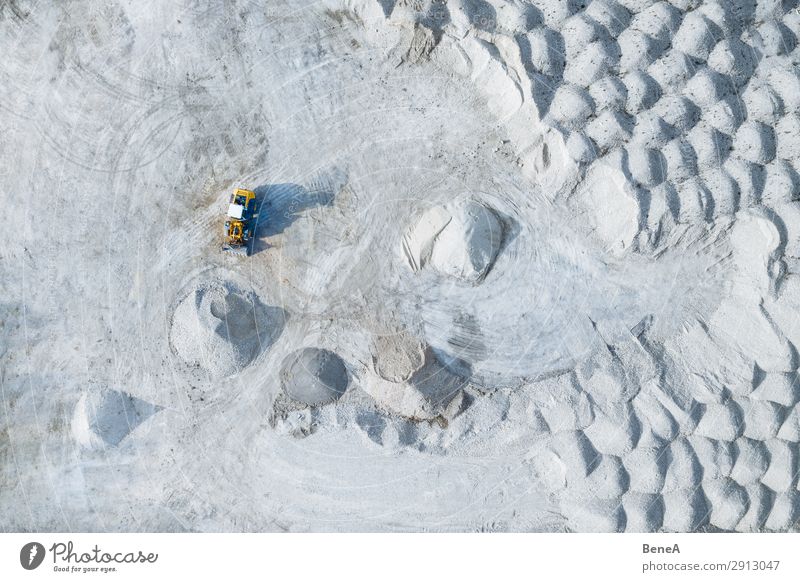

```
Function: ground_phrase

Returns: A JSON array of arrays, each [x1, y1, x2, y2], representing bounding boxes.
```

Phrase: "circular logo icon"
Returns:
[[20, 542, 45, 570]]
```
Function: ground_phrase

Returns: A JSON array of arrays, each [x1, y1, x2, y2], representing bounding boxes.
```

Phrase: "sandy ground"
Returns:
[[2, 0, 800, 532]]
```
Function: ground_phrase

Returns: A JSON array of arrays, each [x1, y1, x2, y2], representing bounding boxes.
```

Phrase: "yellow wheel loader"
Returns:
[[223, 188, 259, 256]]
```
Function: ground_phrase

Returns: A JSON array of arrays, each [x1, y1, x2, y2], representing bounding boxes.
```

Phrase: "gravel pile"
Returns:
[[170, 280, 278, 377], [281, 348, 349, 406]]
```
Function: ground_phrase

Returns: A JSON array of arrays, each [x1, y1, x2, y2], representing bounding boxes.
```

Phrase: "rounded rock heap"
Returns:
[[170, 279, 278, 378], [280, 348, 349, 406], [402, 199, 504, 284]]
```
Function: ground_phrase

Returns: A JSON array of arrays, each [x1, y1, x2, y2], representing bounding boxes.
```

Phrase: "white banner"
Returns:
[[1, 533, 797, 581]]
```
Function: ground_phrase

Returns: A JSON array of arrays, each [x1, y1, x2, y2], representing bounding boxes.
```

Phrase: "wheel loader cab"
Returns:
[[229, 189, 256, 216]]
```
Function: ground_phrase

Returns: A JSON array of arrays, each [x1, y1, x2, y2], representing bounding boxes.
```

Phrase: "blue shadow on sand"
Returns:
[[251, 182, 337, 255]]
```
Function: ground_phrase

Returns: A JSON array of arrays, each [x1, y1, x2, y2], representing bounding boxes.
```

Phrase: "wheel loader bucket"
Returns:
[[222, 243, 250, 257]]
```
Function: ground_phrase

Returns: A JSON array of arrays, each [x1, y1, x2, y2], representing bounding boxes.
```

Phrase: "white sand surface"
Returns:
[[1, 0, 799, 532]]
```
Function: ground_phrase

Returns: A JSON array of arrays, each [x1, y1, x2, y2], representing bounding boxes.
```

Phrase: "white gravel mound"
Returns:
[[690, 436, 734, 481], [703, 478, 749, 531], [777, 406, 800, 442], [731, 438, 770, 485], [618, 28, 659, 72], [627, 145, 666, 187], [683, 68, 729, 109], [762, 160, 799, 204], [743, 84, 784, 124], [402, 199, 504, 283], [280, 348, 349, 406], [767, 68, 800, 113], [762, 439, 798, 493], [624, 447, 666, 494], [648, 49, 695, 94], [765, 492, 800, 531], [755, 20, 795, 56], [584, 406, 640, 456], [703, 96, 746, 135], [775, 114, 800, 161], [586, 110, 633, 151], [542, 431, 600, 480], [687, 123, 729, 169], [636, 2, 681, 41], [170, 280, 281, 378], [566, 131, 597, 163], [623, 71, 661, 114], [751, 373, 799, 407], [564, 41, 618, 87], [623, 492, 663, 532], [525, 27, 564, 76], [561, 14, 603, 62], [632, 110, 675, 147], [708, 39, 756, 87], [736, 484, 773, 532], [662, 488, 709, 531], [663, 138, 697, 182], [741, 400, 784, 441], [549, 84, 595, 128], [734, 121, 777, 164], [663, 437, 702, 492], [724, 157, 761, 207], [363, 345, 466, 421], [672, 12, 717, 60], [695, 402, 743, 441], [585, 0, 631, 36], [589, 76, 628, 112], [372, 332, 427, 383], [653, 95, 699, 133]]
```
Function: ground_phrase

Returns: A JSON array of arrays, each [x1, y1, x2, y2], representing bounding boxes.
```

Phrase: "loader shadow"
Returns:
[[251, 182, 336, 255]]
